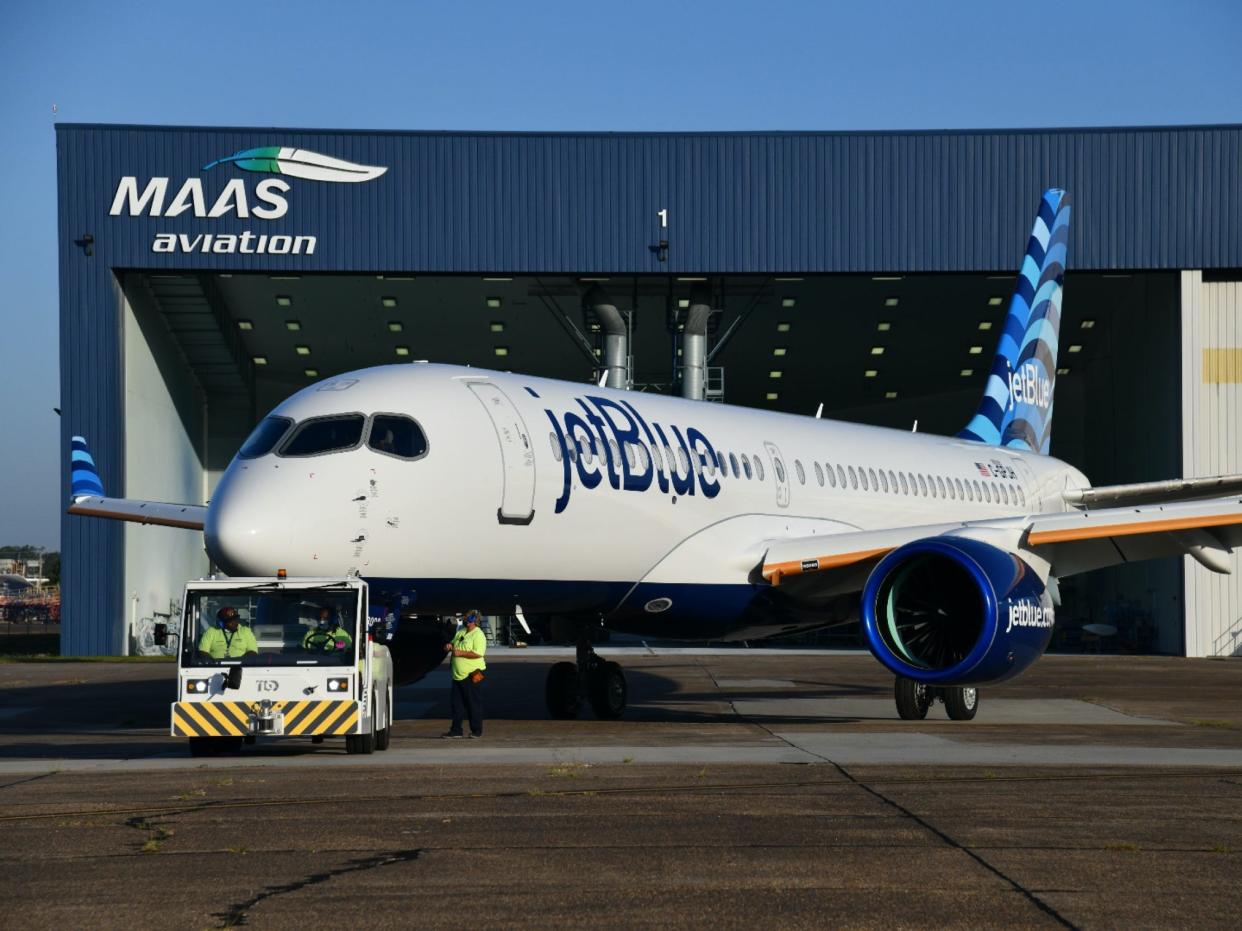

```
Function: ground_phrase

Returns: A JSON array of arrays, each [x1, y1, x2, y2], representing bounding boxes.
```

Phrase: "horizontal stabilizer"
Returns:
[[68, 495, 206, 530], [1063, 474, 1242, 509]]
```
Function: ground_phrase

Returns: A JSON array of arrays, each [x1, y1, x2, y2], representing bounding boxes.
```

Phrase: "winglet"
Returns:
[[958, 189, 1071, 455], [70, 436, 105, 500]]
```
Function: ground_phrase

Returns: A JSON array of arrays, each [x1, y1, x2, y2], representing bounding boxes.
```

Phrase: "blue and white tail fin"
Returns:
[[70, 435, 106, 500], [958, 189, 1071, 455], [67, 436, 207, 529]]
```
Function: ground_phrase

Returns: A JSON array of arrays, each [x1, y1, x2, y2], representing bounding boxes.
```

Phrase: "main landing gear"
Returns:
[[894, 676, 979, 721], [545, 635, 627, 720]]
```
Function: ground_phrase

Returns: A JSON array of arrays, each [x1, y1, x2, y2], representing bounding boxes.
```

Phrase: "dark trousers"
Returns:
[[450, 675, 483, 736]]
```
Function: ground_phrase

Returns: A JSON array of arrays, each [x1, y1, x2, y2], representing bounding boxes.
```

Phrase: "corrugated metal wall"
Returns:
[[1181, 271, 1242, 657]]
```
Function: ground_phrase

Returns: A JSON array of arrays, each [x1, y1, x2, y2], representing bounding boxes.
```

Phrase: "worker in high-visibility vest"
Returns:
[[302, 607, 354, 653], [442, 609, 487, 739], [196, 606, 258, 662]]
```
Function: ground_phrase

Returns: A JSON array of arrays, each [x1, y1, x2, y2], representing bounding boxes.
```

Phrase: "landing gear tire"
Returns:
[[894, 677, 931, 720], [545, 661, 581, 719], [944, 686, 979, 721], [346, 698, 377, 754], [375, 686, 393, 751], [188, 736, 242, 757], [588, 660, 627, 720]]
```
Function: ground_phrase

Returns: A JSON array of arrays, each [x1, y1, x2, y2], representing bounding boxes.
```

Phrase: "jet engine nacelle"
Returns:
[[860, 536, 1055, 686]]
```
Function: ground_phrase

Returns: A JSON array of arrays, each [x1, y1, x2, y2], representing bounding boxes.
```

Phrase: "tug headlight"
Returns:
[[186, 679, 210, 694], [326, 677, 350, 693]]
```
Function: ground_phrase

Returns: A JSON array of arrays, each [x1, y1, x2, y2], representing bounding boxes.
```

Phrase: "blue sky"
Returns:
[[2, 0, 1240, 549]]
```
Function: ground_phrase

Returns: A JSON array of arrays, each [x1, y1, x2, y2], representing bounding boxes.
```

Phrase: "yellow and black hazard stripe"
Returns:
[[171, 701, 252, 737], [279, 700, 359, 736], [170, 700, 360, 737]]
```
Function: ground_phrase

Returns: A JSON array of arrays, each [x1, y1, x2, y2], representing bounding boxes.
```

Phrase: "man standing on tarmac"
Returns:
[[442, 610, 487, 739]]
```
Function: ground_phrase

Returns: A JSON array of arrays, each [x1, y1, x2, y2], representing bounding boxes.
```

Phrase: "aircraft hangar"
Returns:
[[56, 123, 1242, 657]]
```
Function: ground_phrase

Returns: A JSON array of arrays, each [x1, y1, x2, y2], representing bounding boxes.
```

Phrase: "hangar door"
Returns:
[[468, 382, 536, 524]]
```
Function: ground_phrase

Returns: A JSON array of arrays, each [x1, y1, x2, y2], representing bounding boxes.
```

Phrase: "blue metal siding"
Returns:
[[56, 123, 1242, 653], [54, 124, 1242, 276]]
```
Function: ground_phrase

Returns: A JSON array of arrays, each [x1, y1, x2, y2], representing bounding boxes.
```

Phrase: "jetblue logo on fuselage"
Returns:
[[1005, 599, 1053, 634], [544, 395, 720, 513], [1008, 362, 1052, 411]]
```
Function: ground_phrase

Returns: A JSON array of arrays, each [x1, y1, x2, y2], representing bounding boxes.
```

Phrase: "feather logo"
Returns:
[[203, 147, 387, 183]]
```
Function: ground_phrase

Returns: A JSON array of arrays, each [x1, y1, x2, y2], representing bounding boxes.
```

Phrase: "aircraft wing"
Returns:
[[1063, 474, 1242, 508], [67, 435, 206, 531], [67, 495, 206, 530], [760, 495, 1242, 593]]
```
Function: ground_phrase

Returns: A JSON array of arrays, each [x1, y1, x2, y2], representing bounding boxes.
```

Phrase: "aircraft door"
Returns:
[[763, 441, 791, 508], [466, 382, 536, 524]]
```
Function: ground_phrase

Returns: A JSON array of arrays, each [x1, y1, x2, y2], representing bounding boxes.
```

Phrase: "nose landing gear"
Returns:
[[894, 676, 979, 721], [544, 635, 628, 720]]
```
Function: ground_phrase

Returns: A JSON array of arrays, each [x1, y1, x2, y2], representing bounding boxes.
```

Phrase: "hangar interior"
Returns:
[[120, 268, 1184, 654]]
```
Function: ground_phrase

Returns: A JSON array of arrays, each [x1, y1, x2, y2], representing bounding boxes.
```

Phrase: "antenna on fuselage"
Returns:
[[814, 403, 823, 419], [597, 371, 608, 388], [912, 420, 919, 433]]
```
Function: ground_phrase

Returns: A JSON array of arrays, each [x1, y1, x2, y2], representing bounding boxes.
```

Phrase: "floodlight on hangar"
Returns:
[[960, 368, 974, 377], [494, 346, 509, 357], [295, 345, 311, 356], [1068, 344, 1083, 353], [285, 320, 301, 331], [781, 297, 796, 308], [883, 297, 899, 307], [978, 321, 993, 330], [489, 322, 505, 333], [769, 370, 782, 379], [395, 346, 410, 357], [766, 392, 779, 401], [387, 321, 403, 332], [1057, 367, 1070, 375], [381, 296, 397, 308], [304, 368, 318, 377], [988, 296, 1004, 306], [486, 297, 502, 309], [253, 356, 268, 365], [772, 348, 787, 357], [864, 370, 878, 378], [876, 322, 891, 331], [1081, 319, 1096, 329], [776, 322, 791, 332], [276, 295, 292, 307], [968, 345, 984, 354], [237, 320, 253, 331], [885, 391, 898, 399], [677, 299, 690, 308], [870, 346, 885, 356]]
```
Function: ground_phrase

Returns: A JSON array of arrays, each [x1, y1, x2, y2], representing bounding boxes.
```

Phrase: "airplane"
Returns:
[[69, 188, 1242, 721]]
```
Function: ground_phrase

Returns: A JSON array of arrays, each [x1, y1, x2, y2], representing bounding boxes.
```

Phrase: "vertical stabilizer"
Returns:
[[958, 189, 1071, 454]]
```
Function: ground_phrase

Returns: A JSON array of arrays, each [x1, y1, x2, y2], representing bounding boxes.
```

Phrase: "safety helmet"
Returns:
[[216, 606, 239, 626]]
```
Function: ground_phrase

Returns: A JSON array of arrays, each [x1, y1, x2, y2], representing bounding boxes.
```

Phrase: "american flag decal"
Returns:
[[975, 462, 992, 477]]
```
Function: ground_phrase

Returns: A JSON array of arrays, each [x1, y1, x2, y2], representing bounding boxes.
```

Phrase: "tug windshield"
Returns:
[[182, 586, 360, 668]]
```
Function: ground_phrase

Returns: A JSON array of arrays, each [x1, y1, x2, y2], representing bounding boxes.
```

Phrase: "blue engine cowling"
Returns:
[[860, 536, 1055, 686]]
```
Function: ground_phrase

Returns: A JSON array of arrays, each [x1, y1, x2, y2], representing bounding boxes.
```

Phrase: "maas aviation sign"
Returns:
[[107, 146, 388, 256]]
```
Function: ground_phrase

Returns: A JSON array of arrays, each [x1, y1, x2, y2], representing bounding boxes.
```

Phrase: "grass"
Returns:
[[0, 654, 175, 664], [1190, 719, 1235, 729]]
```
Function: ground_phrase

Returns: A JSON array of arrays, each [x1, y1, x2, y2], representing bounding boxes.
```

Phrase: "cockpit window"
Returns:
[[279, 414, 366, 457], [238, 416, 293, 460], [368, 414, 429, 460]]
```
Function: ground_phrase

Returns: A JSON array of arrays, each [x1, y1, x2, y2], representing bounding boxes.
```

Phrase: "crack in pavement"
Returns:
[[214, 848, 422, 927], [829, 761, 1079, 930]]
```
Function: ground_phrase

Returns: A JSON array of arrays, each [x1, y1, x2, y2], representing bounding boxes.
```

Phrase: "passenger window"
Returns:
[[608, 439, 620, 467], [946, 477, 955, 500], [837, 465, 847, 488], [955, 478, 965, 499], [368, 415, 428, 460], [935, 476, 946, 498], [581, 438, 595, 466], [972, 479, 982, 500], [775, 458, 786, 483], [795, 460, 805, 485], [917, 474, 927, 496], [550, 432, 563, 462], [281, 414, 366, 457], [888, 470, 898, 493], [239, 416, 293, 460], [814, 462, 824, 486], [1001, 484, 1010, 505], [860, 468, 869, 492], [742, 456, 753, 480], [868, 468, 878, 491], [827, 463, 837, 488], [716, 451, 726, 472], [754, 455, 765, 482], [848, 466, 858, 490], [1019, 486, 1027, 507], [899, 472, 908, 495], [879, 470, 889, 493], [984, 483, 993, 504], [677, 446, 691, 474], [729, 452, 740, 478]]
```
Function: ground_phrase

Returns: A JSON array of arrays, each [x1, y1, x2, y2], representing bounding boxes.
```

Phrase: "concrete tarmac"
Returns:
[[2, 651, 1241, 928]]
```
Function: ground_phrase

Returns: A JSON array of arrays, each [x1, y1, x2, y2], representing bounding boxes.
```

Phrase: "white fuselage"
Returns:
[[205, 363, 1087, 634]]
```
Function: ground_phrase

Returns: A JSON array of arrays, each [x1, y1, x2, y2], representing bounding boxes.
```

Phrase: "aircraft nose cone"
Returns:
[[205, 467, 290, 576]]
